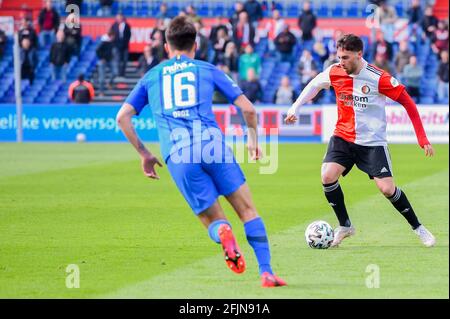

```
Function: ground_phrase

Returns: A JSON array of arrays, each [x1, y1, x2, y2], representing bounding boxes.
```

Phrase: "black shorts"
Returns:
[[323, 136, 393, 179]]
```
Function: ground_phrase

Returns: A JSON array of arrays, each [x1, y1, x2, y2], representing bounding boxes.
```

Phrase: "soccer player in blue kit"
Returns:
[[116, 16, 286, 287]]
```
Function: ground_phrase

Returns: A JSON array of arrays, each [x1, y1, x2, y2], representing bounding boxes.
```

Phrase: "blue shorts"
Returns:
[[166, 144, 246, 215]]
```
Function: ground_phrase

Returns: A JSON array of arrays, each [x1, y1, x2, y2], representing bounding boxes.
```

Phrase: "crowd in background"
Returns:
[[0, 0, 448, 104]]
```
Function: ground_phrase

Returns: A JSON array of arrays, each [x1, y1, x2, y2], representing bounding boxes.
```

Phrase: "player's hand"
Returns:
[[141, 154, 163, 179], [423, 144, 434, 157], [284, 108, 297, 125], [247, 143, 263, 161]]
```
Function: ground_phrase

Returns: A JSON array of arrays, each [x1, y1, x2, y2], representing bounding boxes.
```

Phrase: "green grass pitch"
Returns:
[[0, 143, 448, 298]]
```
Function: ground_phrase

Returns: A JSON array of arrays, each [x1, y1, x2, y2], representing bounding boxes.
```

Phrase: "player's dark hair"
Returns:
[[336, 34, 364, 53], [166, 16, 197, 51]]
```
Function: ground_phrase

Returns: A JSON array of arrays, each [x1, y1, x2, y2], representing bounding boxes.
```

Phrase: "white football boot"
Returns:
[[414, 225, 436, 247], [330, 225, 355, 247]]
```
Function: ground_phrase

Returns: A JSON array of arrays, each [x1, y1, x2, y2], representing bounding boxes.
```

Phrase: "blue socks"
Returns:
[[208, 217, 273, 275], [208, 219, 230, 244], [244, 217, 273, 275]]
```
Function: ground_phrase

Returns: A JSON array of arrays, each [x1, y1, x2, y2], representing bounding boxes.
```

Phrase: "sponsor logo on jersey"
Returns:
[[338, 93, 368, 108], [163, 61, 195, 75]]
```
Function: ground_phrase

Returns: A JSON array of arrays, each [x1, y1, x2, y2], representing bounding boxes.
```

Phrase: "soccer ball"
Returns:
[[305, 220, 334, 249], [76, 133, 86, 143]]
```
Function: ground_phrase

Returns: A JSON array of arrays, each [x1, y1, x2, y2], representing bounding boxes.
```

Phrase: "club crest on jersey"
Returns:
[[361, 85, 371, 94]]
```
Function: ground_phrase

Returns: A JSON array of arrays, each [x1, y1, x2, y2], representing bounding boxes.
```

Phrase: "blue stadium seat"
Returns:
[[198, 5, 209, 16], [332, 4, 344, 17], [420, 96, 435, 104], [287, 5, 299, 17], [317, 5, 329, 17], [347, 3, 359, 17]]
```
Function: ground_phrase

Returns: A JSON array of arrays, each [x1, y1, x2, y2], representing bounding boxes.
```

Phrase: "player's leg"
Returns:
[[374, 176, 435, 247], [165, 157, 247, 273], [322, 162, 356, 246], [321, 162, 350, 227], [322, 136, 356, 246], [355, 144, 435, 247], [197, 201, 247, 273], [225, 183, 287, 287]]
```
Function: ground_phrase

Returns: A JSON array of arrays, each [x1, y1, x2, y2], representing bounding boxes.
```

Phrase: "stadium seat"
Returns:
[[332, 4, 343, 17], [347, 3, 359, 17], [317, 4, 329, 17], [420, 96, 435, 104], [395, 3, 404, 17], [287, 4, 299, 17]]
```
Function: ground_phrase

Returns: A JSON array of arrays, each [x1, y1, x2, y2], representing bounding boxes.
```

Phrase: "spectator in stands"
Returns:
[[38, 0, 60, 47], [20, 38, 38, 85], [372, 32, 393, 62], [238, 44, 261, 80], [222, 42, 239, 82], [374, 53, 394, 74], [312, 39, 328, 64], [151, 18, 169, 45], [265, 9, 286, 54], [230, 2, 246, 29], [96, 30, 116, 96], [151, 29, 167, 62], [137, 45, 159, 77], [212, 27, 231, 65], [68, 73, 95, 103], [194, 21, 208, 61], [431, 20, 449, 55], [244, 0, 263, 28], [402, 55, 423, 102], [0, 27, 6, 59], [233, 11, 255, 52], [375, 0, 397, 45], [298, 49, 318, 90], [50, 30, 70, 82], [326, 29, 343, 56], [209, 17, 233, 44], [18, 18, 39, 50], [110, 13, 131, 78], [274, 24, 297, 65], [185, 5, 201, 24], [274, 76, 296, 105], [437, 50, 449, 103], [98, 0, 113, 17], [64, 12, 82, 57], [407, 0, 423, 26], [297, 1, 317, 51], [157, 3, 171, 21], [407, 0, 423, 48], [239, 68, 262, 103], [421, 5, 438, 41], [323, 52, 339, 70], [394, 40, 413, 78]]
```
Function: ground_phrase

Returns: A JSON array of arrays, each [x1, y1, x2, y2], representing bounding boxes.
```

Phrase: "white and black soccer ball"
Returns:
[[305, 220, 334, 249]]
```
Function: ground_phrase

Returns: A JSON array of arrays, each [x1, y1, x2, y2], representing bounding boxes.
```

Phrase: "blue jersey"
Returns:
[[125, 54, 243, 161]]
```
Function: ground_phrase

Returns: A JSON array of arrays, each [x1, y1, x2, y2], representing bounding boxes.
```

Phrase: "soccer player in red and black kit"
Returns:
[[285, 34, 436, 247]]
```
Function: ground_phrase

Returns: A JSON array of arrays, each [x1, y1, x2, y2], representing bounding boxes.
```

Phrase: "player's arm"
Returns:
[[379, 73, 434, 157], [233, 94, 261, 160], [117, 81, 163, 179], [395, 89, 434, 157], [285, 66, 332, 124]]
